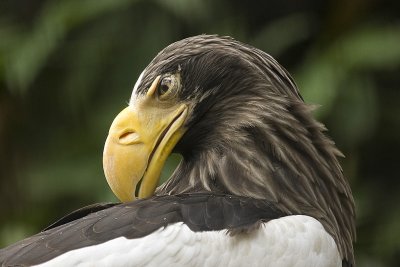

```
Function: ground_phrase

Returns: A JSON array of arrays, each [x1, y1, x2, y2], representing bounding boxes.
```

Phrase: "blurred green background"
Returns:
[[0, 0, 399, 266]]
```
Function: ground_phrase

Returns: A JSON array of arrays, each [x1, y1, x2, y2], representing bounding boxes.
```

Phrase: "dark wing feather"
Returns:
[[0, 193, 285, 266], [43, 202, 117, 231]]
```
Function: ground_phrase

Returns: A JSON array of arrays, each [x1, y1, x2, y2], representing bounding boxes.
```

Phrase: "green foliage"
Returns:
[[0, 0, 399, 266], [2, 0, 135, 93]]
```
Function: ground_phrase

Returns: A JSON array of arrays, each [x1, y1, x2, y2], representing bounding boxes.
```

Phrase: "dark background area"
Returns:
[[0, 0, 399, 266]]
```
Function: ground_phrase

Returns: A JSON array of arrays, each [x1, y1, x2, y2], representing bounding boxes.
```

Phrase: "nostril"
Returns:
[[119, 131, 140, 145]]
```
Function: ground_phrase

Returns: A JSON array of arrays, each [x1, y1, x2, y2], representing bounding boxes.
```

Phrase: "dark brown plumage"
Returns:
[[145, 35, 355, 263], [0, 35, 355, 266]]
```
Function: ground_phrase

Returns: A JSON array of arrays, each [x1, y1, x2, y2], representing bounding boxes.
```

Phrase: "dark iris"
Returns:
[[158, 77, 171, 96]]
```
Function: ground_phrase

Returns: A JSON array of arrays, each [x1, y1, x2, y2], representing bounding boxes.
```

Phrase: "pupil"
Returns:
[[160, 84, 169, 94]]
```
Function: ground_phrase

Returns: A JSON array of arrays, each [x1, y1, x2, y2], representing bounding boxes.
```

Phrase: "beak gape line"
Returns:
[[103, 76, 188, 202]]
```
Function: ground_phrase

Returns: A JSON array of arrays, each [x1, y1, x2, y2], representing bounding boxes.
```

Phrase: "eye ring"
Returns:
[[156, 74, 180, 100]]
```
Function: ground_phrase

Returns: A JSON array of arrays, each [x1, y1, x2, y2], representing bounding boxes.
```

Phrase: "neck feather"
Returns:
[[156, 93, 355, 263]]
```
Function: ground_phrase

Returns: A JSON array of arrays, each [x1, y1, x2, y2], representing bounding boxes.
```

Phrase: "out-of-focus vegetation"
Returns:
[[0, 0, 399, 266]]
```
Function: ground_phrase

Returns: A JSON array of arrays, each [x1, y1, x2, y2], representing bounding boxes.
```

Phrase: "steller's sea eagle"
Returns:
[[0, 35, 355, 267]]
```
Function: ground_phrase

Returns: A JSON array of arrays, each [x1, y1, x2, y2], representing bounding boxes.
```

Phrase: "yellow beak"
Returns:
[[103, 77, 188, 202]]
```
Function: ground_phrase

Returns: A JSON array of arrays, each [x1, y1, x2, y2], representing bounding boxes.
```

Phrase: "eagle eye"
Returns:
[[158, 77, 172, 96], [157, 74, 180, 99]]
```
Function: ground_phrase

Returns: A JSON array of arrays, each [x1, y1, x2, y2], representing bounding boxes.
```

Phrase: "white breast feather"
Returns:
[[35, 215, 341, 267]]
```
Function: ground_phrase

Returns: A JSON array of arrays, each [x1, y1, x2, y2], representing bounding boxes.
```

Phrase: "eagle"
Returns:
[[0, 35, 355, 267]]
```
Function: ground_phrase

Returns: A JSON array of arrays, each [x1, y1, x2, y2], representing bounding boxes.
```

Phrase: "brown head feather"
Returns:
[[136, 35, 356, 265]]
